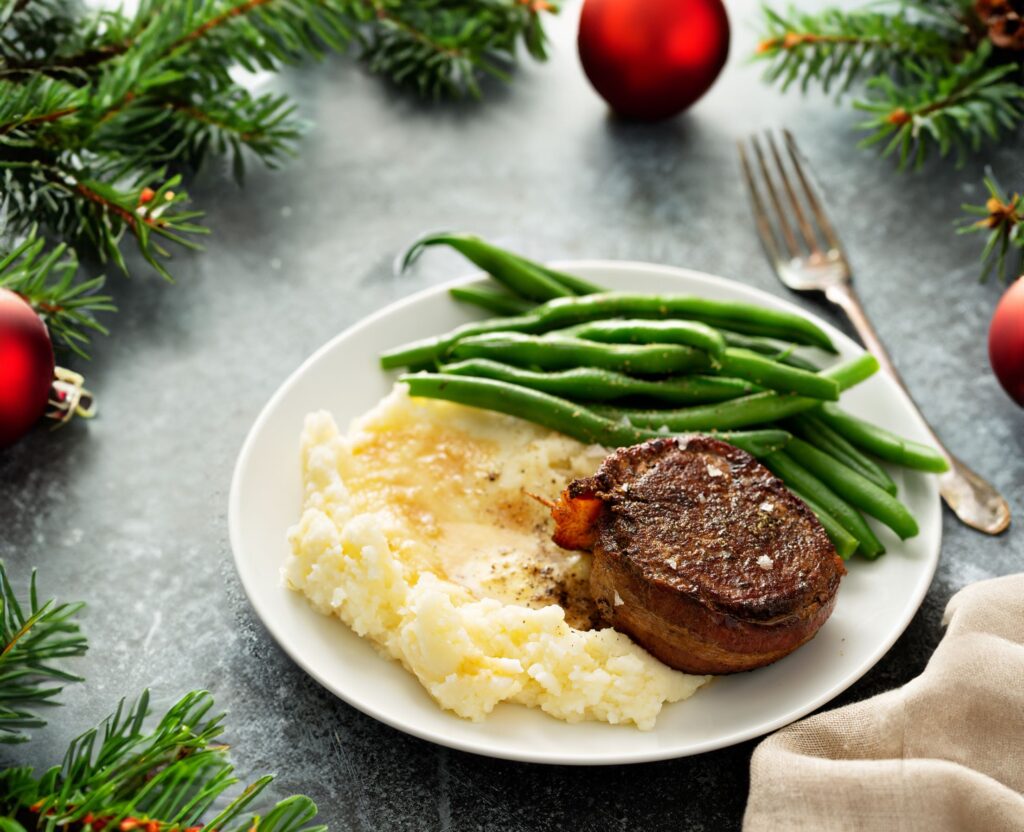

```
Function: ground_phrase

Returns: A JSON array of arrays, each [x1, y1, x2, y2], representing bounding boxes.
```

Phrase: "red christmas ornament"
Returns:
[[989, 276, 1024, 407], [0, 288, 55, 448], [578, 0, 730, 121]]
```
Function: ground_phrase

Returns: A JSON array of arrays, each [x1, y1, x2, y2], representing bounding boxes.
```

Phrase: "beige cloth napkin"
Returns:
[[744, 574, 1024, 832]]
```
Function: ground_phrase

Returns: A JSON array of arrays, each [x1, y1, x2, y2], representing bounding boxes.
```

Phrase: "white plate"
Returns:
[[229, 262, 941, 765]]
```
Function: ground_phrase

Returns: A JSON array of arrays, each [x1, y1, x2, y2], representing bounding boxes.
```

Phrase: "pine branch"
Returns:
[[960, 173, 1024, 282], [0, 690, 325, 832], [1, 0, 557, 289], [94, 87, 305, 183], [0, 225, 114, 357], [0, 562, 87, 745], [359, 0, 554, 98], [760, 3, 1024, 285], [3, 161, 208, 281], [854, 44, 1024, 169], [756, 5, 958, 95]]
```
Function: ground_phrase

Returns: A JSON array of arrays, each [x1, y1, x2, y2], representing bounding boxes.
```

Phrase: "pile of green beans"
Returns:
[[379, 291, 838, 369], [388, 233, 949, 561]]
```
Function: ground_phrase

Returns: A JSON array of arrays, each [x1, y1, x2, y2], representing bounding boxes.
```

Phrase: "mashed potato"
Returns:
[[284, 385, 708, 729]]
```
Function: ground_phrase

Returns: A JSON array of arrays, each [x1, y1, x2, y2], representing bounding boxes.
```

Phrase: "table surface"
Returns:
[[3, 3, 1022, 830]]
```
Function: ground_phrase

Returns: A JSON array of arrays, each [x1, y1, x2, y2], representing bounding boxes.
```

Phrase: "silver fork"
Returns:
[[738, 129, 1010, 535]]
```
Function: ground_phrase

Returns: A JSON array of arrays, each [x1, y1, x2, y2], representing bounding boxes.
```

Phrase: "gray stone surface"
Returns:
[[2, 4, 1022, 830]]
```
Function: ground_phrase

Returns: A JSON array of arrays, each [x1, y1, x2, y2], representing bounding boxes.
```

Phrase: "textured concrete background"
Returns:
[[2, 2, 1023, 830]]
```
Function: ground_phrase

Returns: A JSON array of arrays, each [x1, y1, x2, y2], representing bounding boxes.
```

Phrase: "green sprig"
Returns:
[[756, 6, 955, 95], [0, 562, 88, 744], [854, 45, 1024, 170], [0, 690, 325, 832], [360, 0, 553, 98], [960, 174, 1024, 282], [756, 3, 1024, 168], [0, 566, 325, 832]]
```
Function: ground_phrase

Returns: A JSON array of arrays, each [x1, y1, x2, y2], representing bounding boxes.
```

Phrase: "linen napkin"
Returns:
[[744, 574, 1024, 832]]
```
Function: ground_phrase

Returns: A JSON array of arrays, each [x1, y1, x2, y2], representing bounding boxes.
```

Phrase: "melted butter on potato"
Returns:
[[337, 390, 605, 627], [284, 385, 709, 728]]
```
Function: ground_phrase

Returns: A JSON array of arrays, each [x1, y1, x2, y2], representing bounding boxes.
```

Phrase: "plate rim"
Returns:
[[228, 260, 942, 765]]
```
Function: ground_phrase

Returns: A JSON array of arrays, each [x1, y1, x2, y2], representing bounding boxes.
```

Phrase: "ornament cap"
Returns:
[[46, 367, 97, 428]]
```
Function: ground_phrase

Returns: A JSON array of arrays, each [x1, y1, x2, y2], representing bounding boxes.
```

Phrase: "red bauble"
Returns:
[[0, 288, 55, 448], [989, 277, 1024, 407], [578, 0, 730, 121]]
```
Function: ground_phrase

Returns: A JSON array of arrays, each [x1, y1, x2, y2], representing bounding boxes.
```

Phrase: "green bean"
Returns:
[[380, 338, 447, 370], [537, 292, 837, 353], [403, 372, 648, 446], [404, 372, 650, 446], [792, 415, 890, 489], [717, 348, 840, 400], [689, 430, 792, 459], [786, 438, 918, 539], [786, 485, 860, 559], [400, 373, 791, 457], [764, 451, 886, 558], [590, 354, 880, 432], [721, 331, 821, 372], [818, 403, 949, 473], [380, 313, 544, 369], [595, 392, 815, 431], [449, 285, 535, 316], [525, 262, 604, 295], [402, 232, 573, 302], [450, 333, 712, 376], [568, 319, 727, 357], [423, 234, 604, 295], [821, 353, 880, 389], [791, 413, 898, 496], [439, 359, 757, 404]]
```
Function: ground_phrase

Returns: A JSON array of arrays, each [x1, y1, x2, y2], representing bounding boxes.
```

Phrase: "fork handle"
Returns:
[[823, 283, 1010, 535]]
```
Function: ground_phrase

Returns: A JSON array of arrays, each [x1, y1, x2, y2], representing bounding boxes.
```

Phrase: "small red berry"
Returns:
[[139, 187, 156, 204]]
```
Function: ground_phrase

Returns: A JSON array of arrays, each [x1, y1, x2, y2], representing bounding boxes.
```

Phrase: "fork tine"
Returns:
[[765, 131, 819, 254], [782, 129, 845, 256], [737, 140, 784, 267], [750, 134, 802, 260]]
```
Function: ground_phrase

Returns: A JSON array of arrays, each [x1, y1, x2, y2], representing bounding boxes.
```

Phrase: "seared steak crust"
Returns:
[[559, 436, 845, 674]]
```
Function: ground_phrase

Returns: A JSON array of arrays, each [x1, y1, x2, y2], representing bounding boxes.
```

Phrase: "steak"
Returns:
[[551, 436, 845, 674]]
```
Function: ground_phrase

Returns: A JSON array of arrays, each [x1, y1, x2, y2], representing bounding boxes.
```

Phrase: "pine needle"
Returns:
[[0, 562, 88, 744]]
